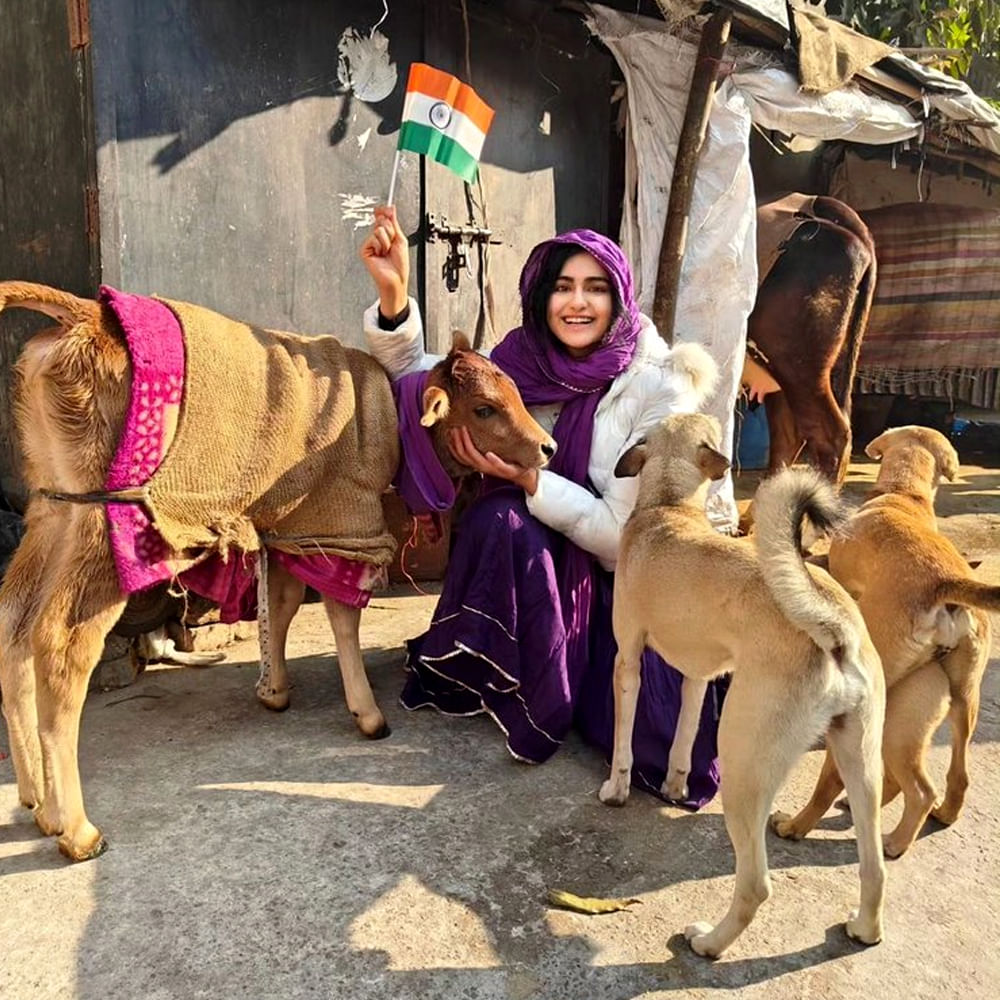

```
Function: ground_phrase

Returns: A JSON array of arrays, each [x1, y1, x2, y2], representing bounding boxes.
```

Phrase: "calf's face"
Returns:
[[421, 333, 556, 477]]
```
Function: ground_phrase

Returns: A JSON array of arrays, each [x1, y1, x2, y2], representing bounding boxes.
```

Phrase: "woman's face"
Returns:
[[545, 251, 614, 359]]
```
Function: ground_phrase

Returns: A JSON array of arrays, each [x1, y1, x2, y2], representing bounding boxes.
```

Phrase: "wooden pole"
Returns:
[[652, 7, 732, 345]]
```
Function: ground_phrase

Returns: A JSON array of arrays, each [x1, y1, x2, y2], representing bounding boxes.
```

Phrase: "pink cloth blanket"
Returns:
[[100, 286, 380, 618]]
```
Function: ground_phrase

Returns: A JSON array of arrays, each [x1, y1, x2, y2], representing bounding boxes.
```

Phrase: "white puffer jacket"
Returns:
[[365, 298, 717, 571]]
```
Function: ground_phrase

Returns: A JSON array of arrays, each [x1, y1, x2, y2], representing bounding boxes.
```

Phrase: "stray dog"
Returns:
[[599, 413, 885, 958], [772, 425, 998, 858]]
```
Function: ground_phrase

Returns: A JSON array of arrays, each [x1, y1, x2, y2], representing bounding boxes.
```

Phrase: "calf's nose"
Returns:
[[541, 440, 557, 460]]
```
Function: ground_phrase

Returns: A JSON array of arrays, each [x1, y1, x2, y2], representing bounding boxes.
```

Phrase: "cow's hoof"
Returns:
[[256, 686, 290, 712], [57, 825, 107, 862]]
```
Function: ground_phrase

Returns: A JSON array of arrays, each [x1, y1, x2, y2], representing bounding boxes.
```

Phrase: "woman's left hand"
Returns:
[[448, 426, 539, 496]]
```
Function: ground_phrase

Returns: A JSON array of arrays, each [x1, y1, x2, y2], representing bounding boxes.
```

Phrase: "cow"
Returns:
[[744, 193, 877, 484], [0, 280, 555, 862]]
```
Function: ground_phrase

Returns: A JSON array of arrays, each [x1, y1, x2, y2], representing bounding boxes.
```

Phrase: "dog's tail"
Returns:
[[933, 577, 1000, 613], [671, 342, 719, 408], [754, 467, 855, 653], [0, 281, 100, 328]]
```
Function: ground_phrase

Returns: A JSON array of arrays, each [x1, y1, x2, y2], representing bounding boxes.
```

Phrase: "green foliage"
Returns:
[[837, 0, 1000, 99]]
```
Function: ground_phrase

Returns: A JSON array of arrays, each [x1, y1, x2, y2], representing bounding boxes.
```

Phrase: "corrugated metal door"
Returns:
[[421, 0, 612, 353]]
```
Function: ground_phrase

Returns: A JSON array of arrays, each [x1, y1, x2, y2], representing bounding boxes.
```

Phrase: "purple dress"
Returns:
[[396, 230, 724, 808]]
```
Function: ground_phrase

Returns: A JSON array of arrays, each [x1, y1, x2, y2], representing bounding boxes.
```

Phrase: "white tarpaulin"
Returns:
[[586, 6, 757, 531], [583, 4, 1000, 531]]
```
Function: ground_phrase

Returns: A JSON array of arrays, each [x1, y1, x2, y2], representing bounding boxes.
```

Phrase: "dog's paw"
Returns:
[[882, 833, 911, 859], [684, 922, 721, 958], [663, 771, 689, 802], [931, 800, 962, 826], [598, 775, 630, 807], [845, 908, 883, 946], [768, 811, 803, 840]]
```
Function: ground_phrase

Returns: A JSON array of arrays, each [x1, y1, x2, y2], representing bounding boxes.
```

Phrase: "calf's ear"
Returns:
[[420, 385, 451, 427], [450, 330, 472, 352], [698, 444, 730, 481], [615, 442, 648, 478]]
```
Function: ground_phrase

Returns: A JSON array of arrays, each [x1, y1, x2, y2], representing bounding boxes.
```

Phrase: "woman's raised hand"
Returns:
[[359, 205, 410, 319]]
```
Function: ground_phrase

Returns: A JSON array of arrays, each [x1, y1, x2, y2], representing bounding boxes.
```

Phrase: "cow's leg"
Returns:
[[255, 553, 306, 711], [763, 392, 803, 473], [0, 507, 58, 810], [324, 598, 389, 739], [793, 390, 850, 484], [31, 506, 125, 860]]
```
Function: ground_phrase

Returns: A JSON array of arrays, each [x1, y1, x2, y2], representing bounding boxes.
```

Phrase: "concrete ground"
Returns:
[[2, 458, 998, 1000]]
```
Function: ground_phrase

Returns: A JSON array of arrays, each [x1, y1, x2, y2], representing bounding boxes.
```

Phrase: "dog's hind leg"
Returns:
[[933, 617, 990, 826], [325, 597, 389, 739], [598, 632, 645, 807], [0, 507, 58, 810], [31, 507, 126, 860], [664, 676, 708, 801], [685, 681, 819, 957], [881, 662, 949, 858], [255, 553, 306, 712], [770, 748, 843, 840], [825, 701, 885, 945]]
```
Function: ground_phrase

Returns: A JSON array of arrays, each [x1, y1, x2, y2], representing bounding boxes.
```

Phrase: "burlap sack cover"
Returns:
[[146, 298, 399, 567]]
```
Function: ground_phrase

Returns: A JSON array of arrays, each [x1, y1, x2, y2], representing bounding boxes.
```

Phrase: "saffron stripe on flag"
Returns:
[[398, 121, 480, 183], [406, 63, 494, 134], [401, 90, 488, 160]]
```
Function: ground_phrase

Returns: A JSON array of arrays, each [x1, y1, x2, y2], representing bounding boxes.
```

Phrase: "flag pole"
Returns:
[[386, 149, 401, 207]]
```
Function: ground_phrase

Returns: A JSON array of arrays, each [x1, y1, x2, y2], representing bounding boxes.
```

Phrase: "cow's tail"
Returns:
[[754, 467, 856, 654], [933, 577, 1000, 613], [0, 281, 100, 328], [831, 219, 877, 419]]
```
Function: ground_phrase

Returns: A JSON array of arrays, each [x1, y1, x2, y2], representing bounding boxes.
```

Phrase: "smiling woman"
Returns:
[[359, 207, 726, 808], [542, 251, 616, 359]]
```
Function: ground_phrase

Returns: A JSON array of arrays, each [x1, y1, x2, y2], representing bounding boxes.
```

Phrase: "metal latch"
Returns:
[[425, 213, 500, 292]]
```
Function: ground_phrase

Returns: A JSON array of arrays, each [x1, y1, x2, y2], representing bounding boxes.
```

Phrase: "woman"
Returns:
[[360, 206, 725, 807]]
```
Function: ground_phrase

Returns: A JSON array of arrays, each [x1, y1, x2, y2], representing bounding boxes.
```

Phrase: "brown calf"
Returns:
[[0, 281, 554, 862]]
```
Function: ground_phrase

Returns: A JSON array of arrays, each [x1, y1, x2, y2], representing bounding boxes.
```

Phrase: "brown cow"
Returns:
[[0, 280, 554, 862], [747, 193, 877, 483]]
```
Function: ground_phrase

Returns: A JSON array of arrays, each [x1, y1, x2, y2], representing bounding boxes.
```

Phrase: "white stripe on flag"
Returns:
[[401, 90, 488, 162]]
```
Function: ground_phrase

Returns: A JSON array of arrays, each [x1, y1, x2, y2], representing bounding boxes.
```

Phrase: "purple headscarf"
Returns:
[[490, 229, 642, 683], [490, 229, 641, 483]]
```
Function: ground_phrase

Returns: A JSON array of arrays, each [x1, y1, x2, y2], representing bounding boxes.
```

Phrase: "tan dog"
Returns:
[[772, 425, 998, 858], [600, 413, 885, 958]]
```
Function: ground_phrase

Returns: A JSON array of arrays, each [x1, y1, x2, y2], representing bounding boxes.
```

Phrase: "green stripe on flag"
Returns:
[[398, 121, 480, 184]]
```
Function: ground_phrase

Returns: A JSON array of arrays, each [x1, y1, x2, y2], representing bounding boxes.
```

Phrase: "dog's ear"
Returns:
[[450, 330, 472, 353], [697, 444, 731, 481], [864, 429, 895, 461], [615, 441, 648, 478], [420, 385, 450, 427], [933, 439, 960, 482]]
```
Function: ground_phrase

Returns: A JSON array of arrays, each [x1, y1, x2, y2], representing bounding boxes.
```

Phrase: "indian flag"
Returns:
[[398, 63, 494, 184]]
